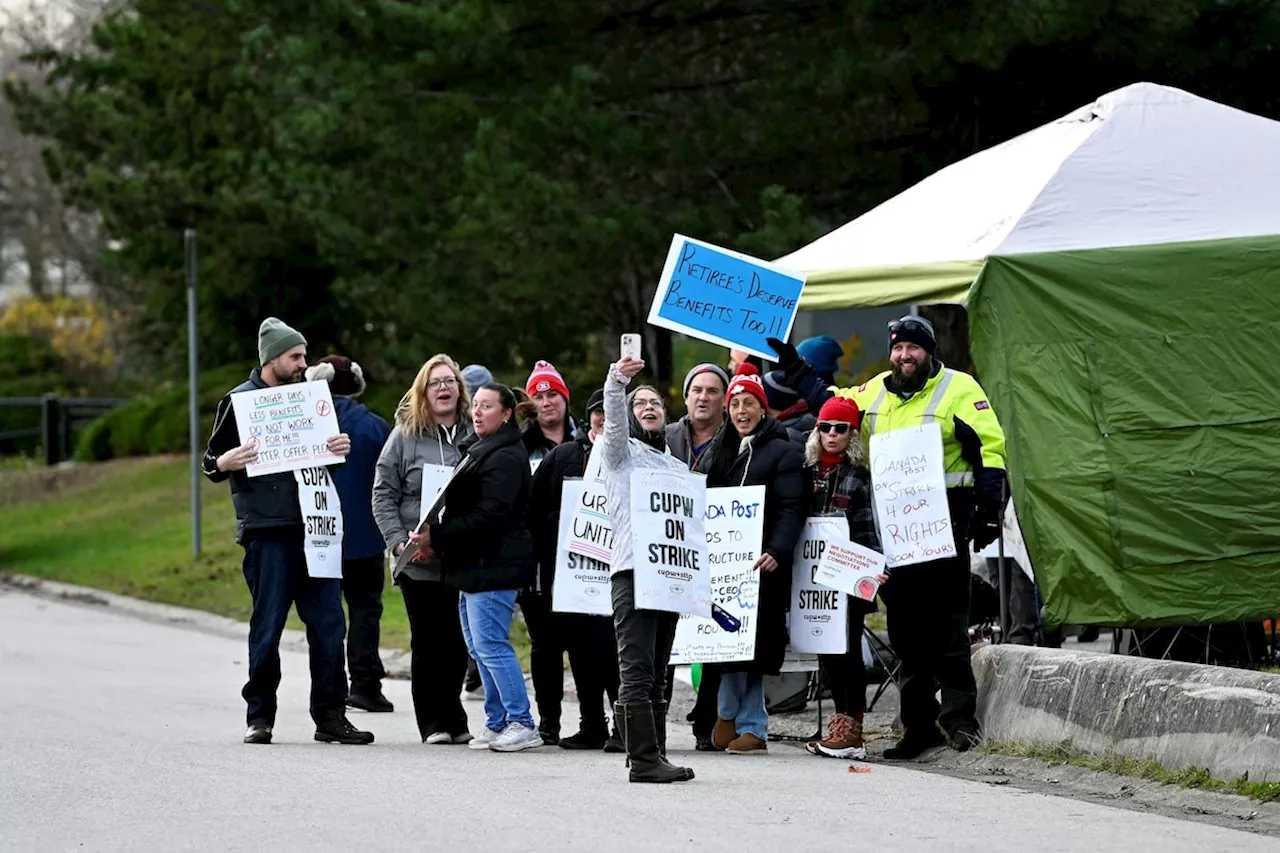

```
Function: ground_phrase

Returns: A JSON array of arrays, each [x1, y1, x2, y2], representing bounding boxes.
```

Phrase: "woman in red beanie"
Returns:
[[803, 395, 881, 760]]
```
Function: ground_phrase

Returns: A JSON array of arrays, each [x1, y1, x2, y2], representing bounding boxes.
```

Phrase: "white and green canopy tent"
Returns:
[[782, 82, 1280, 627]]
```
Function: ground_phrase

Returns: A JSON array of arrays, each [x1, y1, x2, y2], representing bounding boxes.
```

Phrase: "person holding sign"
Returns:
[[770, 315, 1008, 758], [703, 364, 805, 756], [372, 354, 475, 744], [801, 397, 880, 761], [600, 355, 695, 784], [201, 317, 373, 746]]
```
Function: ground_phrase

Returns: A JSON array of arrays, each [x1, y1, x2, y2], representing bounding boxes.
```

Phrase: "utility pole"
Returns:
[[186, 229, 201, 557]]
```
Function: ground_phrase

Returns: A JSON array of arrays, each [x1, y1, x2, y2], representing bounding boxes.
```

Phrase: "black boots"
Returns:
[[617, 702, 694, 784], [347, 690, 394, 713], [314, 710, 375, 745], [883, 726, 945, 760]]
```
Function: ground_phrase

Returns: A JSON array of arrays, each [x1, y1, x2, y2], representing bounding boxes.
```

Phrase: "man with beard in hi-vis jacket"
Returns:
[[202, 317, 374, 747], [769, 315, 1007, 760]]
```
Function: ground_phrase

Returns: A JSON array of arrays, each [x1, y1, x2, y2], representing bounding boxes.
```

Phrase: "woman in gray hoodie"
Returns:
[[601, 355, 695, 784], [373, 353, 475, 744]]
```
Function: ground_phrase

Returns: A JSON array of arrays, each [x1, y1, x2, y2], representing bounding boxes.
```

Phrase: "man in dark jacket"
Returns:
[[664, 363, 728, 474], [306, 355, 393, 713], [202, 318, 373, 746]]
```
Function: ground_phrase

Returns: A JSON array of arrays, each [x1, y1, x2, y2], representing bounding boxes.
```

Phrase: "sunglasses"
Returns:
[[816, 421, 852, 435], [887, 318, 931, 335]]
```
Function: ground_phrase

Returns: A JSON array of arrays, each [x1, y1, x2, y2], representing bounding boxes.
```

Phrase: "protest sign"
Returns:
[[553, 479, 612, 616], [670, 486, 765, 664], [869, 422, 956, 568], [231, 380, 343, 477], [566, 451, 613, 563], [788, 517, 850, 655], [647, 234, 807, 360], [418, 463, 452, 526], [630, 468, 711, 616], [815, 535, 885, 601], [294, 466, 343, 578]]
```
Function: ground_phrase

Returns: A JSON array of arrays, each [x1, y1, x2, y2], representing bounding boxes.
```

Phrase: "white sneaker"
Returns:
[[425, 732, 452, 745], [468, 728, 501, 750], [489, 722, 544, 752]]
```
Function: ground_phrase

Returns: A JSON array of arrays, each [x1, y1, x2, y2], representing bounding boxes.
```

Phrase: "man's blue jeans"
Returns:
[[458, 589, 535, 733], [718, 671, 768, 740], [241, 536, 347, 725]]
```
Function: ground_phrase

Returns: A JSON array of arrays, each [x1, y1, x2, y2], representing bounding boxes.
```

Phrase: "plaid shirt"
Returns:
[[806, 460, 880, 551]]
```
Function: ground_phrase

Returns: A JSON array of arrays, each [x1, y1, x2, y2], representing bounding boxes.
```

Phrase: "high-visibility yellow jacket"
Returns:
[[830, 364, 1006, 489]]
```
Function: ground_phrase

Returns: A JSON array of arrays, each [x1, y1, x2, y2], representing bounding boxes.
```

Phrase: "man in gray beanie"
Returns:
[[202, 317, 374, 746], [664, 363, 728, 474], [460, 364, 494, 397]]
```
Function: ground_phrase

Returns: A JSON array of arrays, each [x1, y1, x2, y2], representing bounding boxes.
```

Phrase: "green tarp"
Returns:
[[970, 234, 1280, 626]]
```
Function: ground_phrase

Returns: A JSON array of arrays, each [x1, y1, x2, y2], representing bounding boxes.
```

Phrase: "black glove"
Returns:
[[969, 503, 1001, 552], [766, 336, 813, 388]]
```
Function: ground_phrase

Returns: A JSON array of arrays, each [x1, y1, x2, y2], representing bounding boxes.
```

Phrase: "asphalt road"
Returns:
[[1, 587, 1273, 853]]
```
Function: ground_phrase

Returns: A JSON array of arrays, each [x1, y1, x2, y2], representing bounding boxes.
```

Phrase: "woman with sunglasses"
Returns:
[[703, 364, 805, 755], [373, 354, 475, 744], [802, 397, 881, 760]]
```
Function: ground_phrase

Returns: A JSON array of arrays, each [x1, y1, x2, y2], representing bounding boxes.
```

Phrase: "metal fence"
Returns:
[[0, 394, 128, 465]]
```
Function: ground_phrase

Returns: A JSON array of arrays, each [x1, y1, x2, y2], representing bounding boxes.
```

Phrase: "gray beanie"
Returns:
[[682, 362, 730, 397], [461, 363, 494, 396], [258, 317, 307, 366]]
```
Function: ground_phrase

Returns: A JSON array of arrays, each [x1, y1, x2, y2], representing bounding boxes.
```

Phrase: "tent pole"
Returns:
[[997, 478, 1010, 644]]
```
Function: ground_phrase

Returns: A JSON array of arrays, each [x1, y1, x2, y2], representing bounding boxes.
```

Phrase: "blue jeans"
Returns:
[[458, 589, 534, 732], [718, 671, 768, 740], [241, 536, 347, 725]]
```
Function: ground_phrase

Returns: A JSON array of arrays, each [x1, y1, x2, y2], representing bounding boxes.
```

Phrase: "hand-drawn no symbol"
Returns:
[[316, 399, 332, 417]]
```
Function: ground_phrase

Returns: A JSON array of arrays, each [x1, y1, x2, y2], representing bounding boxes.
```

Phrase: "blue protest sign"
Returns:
[[647, 235, 807, 358]]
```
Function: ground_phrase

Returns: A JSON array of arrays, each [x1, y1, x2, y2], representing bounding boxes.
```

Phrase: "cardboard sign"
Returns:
[[418, 463, 452, 526], [231, 380, 343, 477], [869, 422, 956, 568], [566, 451, 613, 563], [553, 479, 612, 616], [788, 517, 850, 655], [815, 535, 885, 601], [670, 486, 765, 664], [630, 468, 712, 616], [647, 234, 807, 360], [294, 466, 343, 578]]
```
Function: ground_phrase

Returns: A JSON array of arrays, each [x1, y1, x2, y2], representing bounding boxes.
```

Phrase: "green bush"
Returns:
[[0, 333, 62, 374]]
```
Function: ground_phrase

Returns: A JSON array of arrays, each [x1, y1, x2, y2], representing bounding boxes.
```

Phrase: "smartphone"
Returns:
[[620, 333, 642, 361]]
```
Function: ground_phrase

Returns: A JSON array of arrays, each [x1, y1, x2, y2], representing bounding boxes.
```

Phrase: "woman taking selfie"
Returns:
[[705, 364, 805, 755], [600, 355, 695, 783], [373, 354, 473, 744], [412, 383, 542, 752], [801, 397, 880, 760]]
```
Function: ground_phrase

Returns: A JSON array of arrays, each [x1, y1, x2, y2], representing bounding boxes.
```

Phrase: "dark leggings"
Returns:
[[820, 607, 867, 717]]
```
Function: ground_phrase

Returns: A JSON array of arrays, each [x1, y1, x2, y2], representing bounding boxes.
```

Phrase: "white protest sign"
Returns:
[[294, 466, 343, 578], [552, 479, 612, 616], [670, 486, 765, 664], [418, 463, 452, 526], [815, 536, 885, 602], [566, 451, 613, 563], [869, 422, 956, 568], [788, 517, 850, 655], [232, 380, 343, 478], [630, 468, 711, 616]]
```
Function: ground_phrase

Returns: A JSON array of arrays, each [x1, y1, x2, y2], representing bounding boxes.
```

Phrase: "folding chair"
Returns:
[[864, 626, 903, 713]]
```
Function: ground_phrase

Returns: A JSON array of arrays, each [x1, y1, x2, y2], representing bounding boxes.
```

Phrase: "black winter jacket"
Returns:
[[433, 422, 536, 593], [707, 415, 806, 675], [804, 457, 880, 615], [527, 434, 592, 593], [202, 369, 304, 544]]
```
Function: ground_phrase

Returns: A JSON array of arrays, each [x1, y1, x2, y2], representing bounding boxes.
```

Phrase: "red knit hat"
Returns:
[[526, 360, 570, 402], [818, 396, 862, 429], [726, 363, 767, 409]]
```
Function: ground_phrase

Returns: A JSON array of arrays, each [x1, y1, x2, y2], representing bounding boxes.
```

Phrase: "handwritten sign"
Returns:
[[869, 422, 956, 568], [670, 486, 765, 664], [815, 535, 885, 602], [630, 468, 711, 616], [647, 234, 807, 360], [231, 380, 343, 477], [553, 480, 613, 616], [294, 466, 343, 578], [567, 451, 613, 563], [789, 517, 850, 655]]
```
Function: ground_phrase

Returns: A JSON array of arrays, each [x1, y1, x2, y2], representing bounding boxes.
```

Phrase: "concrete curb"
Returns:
[[0, 571, 413, 679], [973, 644, 1280, 783]]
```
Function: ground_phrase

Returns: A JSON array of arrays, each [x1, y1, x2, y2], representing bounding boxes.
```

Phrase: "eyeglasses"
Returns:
[[427, 377, 459, 390], [816, 421, 852, 435], [632, 397, 664, 410]]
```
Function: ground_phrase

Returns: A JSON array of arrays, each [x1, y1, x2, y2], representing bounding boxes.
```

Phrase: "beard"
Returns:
[[891, 356, 931, 394], [267, 363, 304, 384]]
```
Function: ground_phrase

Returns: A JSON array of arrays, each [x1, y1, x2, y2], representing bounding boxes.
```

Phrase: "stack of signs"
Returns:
[[552, 479, 612, 616], [788, 517, 851, 655], [869, 422, 956, 568], [670, 485, 765, 665], [630, 468, 711, 616], [230, 380, 344, 477]]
